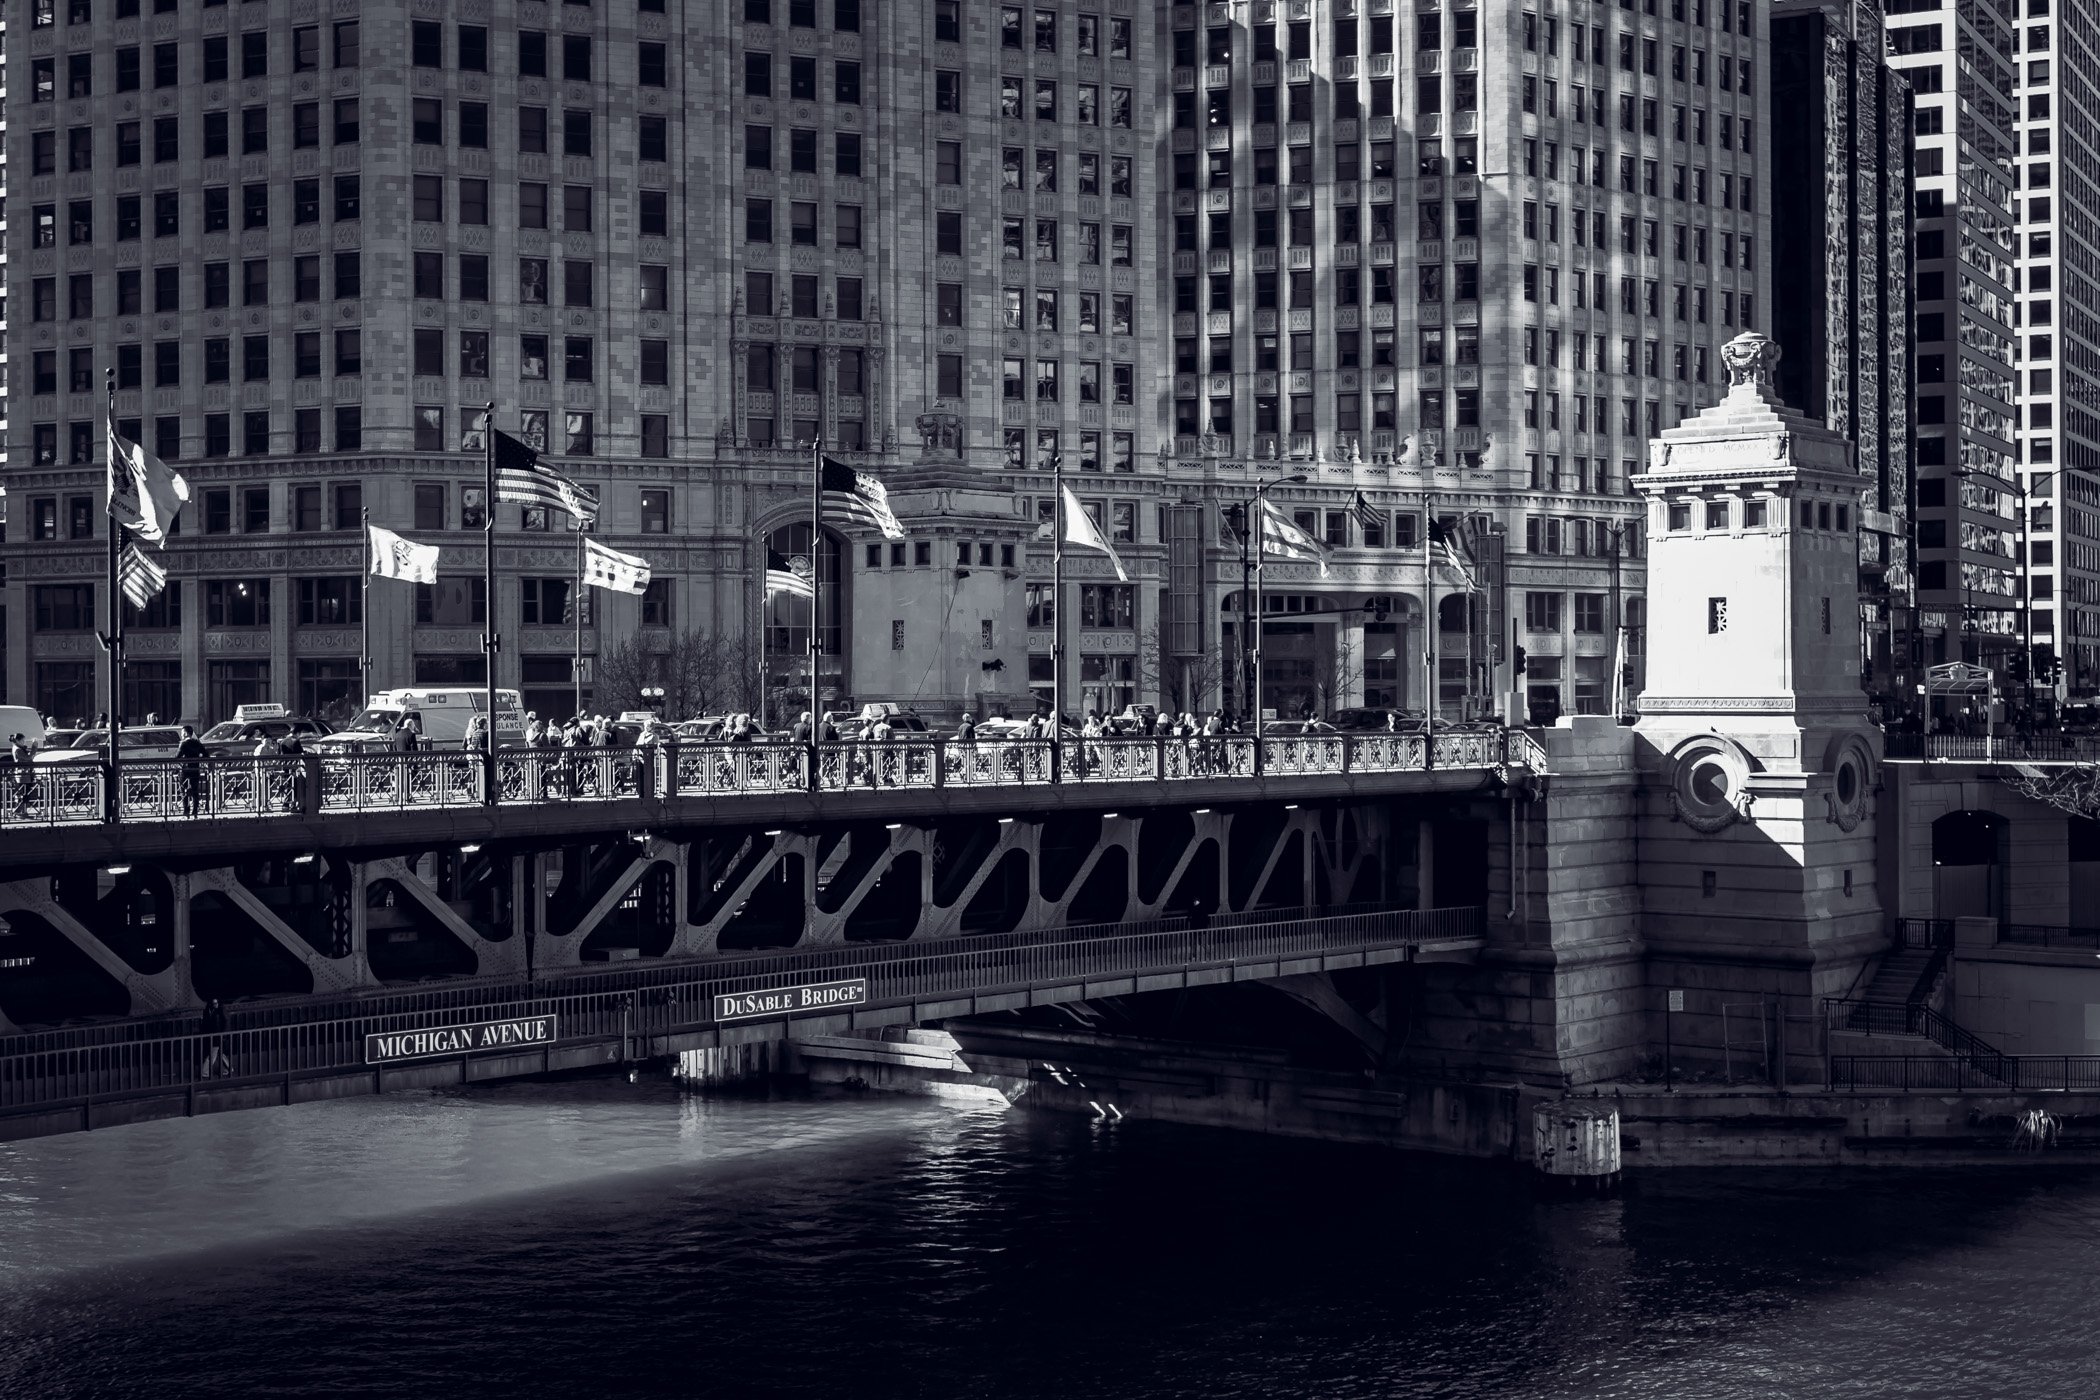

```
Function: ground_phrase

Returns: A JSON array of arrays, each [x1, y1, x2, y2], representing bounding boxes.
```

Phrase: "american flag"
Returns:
[[493, 428, 599, 526], [119, 543, 168, 610], [764, 547, 815, 600], [819, 457, 905, 540], [1348, 490, 1384, 540], [1428, 517, 1477, 592]]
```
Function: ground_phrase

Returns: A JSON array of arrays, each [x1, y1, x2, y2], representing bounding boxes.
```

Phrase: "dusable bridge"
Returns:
[[0, 730, 1540, 1139]]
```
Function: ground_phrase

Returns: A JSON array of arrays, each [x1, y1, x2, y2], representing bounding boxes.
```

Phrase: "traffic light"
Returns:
[[1514, 645, 1528, 676]]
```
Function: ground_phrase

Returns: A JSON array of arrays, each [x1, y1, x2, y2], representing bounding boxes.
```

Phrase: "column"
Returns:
[[730, 338, 749, 448]]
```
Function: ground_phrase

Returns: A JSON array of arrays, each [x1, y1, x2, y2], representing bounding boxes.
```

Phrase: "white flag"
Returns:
[[368, 524, 440, 584], [1060, 485, 1128, 582], [584, 538, 651, 595], [107, 427, 190, 546], [1259, 499, 1333, 577]]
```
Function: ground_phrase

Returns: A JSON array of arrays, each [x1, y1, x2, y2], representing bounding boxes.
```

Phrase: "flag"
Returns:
[[1349, 490, 1383, 540], [118, 544, 167, 610], [583, 538, 651, 595], [765, 547, 814, 600], [1428, 517, 1477, 591], [1060, 484, 1128, 582], [819, 456, 905, 539], [368, 524, 440, 584], [493, 428, 599, 526], [1259, 499, 1332, 577], [107, 426, 190, 545]]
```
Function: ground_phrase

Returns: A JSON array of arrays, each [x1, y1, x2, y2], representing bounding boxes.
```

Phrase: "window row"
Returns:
[[29, 104, 361, 169], [28, 182, 365, 248], [997, 287, 1137, 336], [990, 146, 1136, 196], [998, 358, 1136, 405], [742, 126, 867, 178], [742, 0, 861, 32], [741, 343, 876, 394], [1000, 7, 1134, 57], [28, 253, 362, 321], [32, 410, 365, 464], [996, 76, 1133, 126], [32, 22, 358, 99], [1001, 429, 1140, 474], [740, 53, 864, 103]]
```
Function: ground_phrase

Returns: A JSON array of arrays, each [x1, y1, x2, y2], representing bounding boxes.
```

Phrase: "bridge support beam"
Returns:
[[364, 856, 526, 981], [0, 877, 190, 1016], [187, 867, 373, 996], [1267, 971, 1389, 1063]]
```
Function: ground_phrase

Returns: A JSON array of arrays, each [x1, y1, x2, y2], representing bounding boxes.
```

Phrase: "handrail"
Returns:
[[0, 904, 1485, 1113], [1894, 918, 1956, 950], [1882, 731, 2100, 764], [1826, 997, 2010, 1082], [0, 730, 1548, 829], [1829, 1055, 2100, 1093], [2001, 923, 2100, 950]]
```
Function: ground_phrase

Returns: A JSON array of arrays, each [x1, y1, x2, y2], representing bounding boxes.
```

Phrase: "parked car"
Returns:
[[35, 726, 187, 765], [198, 711, 333, 756], [0, 707, 49, 751], [1261, 719, 1340, 736], [1327, 707, 1399, 732], [35, 728, 84, 754]]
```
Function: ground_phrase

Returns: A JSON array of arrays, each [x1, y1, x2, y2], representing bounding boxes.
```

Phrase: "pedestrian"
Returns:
[[177, 724, 208, 818], [956, 712, 977, 743], [790, 711, 813, 745], [9, 733, 34, 819], [201, 997, 232, 1078]]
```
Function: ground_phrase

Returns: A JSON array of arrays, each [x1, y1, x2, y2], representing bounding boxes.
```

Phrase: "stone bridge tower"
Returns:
[[1630, 331, 1886, 1079]]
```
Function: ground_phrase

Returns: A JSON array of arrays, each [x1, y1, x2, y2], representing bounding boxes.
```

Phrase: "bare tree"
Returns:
[[596, 628, 765, 719], [1138, 620, 1229, 717]]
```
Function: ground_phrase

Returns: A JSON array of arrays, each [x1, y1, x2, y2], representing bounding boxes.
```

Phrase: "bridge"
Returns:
[[0, 730, 1537, 1139]]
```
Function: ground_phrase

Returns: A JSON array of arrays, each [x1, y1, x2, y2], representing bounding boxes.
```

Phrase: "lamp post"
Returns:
[[1243, 471, 1308, 775]]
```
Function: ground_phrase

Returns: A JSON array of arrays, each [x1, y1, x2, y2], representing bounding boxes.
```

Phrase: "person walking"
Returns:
[[9, 733, 34, 819], [201, 998, 233, 1079], [177, 724, 208, 818]]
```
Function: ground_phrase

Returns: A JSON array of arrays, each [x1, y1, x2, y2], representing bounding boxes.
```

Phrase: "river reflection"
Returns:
[[0, 1077, 2097, 1399]]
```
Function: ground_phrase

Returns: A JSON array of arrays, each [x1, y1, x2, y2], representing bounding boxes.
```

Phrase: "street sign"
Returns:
[[715, 978, 869, 1023], [365, 1014, 557, 1065], [1667, 989, 1685, 1013]]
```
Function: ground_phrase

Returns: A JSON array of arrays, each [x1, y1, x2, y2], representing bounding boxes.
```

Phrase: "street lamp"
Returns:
[[1240, 471, 1308, 773], [1956, 466, 2058, 718], [641, 685, 666, 715]]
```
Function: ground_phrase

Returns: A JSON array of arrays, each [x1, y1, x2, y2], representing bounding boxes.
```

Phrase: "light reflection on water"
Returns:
[[0, 1077, 2097, 1399]]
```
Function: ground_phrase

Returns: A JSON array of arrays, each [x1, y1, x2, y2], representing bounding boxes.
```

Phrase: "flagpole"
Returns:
[[104, 369, 123, 823], [1253, 496, 1265, 777], [1051, 451, 1064, 779], [360, 506, 371, 707], [807, 436, 822, 793], [483, 400, 498, 800], [574, 523, 584, 721], [1423, 489, 1436, 764]]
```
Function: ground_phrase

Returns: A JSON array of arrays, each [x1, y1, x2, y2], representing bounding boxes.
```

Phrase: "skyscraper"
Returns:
[[1769, 0, 1914, 709], [2008, 0, 2098, 699], [2, 0, 1770, 728], [1870, 0, 2023, 694]]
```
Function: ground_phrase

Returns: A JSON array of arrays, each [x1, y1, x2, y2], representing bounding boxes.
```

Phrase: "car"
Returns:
[[1327, 707, 1400, 732], [36, 729, 85, 754], [198, 716, 333, 757], [35, 726, 187, 765], [1261, 719, 1340, 736]]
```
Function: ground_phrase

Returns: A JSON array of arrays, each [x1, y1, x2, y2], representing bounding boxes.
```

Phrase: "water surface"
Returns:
[[0, 1077, 2095, 1398]]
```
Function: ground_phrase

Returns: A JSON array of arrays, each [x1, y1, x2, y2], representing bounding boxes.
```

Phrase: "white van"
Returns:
[[309, 688, 527, 752], [0, 707, 49, 751]]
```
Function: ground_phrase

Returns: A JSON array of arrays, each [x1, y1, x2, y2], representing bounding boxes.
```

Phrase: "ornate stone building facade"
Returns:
[[2, 0, 1770, 726]]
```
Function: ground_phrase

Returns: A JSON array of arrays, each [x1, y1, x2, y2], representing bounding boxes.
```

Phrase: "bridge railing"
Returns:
[[1882, 731, 2100, 764], [0, 729, 1546, 827], [0, 904, 1482, 1114], [1829, 1055, 2100, 1093]]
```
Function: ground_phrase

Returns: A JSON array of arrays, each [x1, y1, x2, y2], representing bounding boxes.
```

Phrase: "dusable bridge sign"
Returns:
[[714, 979, 869, 1022], [365, 1015, 559, 1065]]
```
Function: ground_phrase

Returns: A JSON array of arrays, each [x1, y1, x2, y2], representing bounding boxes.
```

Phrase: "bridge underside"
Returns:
[[0, 786, 1497, 1034]]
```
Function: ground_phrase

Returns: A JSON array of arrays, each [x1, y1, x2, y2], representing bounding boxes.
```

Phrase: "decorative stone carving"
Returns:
[[916, 412, 963, 456], [1721, 330, 1780, 390]]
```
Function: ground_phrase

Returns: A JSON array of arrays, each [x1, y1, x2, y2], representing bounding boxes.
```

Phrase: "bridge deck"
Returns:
[[0, 904, 1482, 1141]]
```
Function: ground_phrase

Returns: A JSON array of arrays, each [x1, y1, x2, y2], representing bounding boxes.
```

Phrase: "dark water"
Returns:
[[1, 1079, 2098, 1399]]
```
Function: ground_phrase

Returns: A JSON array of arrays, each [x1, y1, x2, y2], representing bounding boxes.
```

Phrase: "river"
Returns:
[[0, 1076, 2097, 1398]]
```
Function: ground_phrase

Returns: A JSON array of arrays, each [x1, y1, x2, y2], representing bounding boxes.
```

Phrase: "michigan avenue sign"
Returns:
[[365, 1015, 559, 1065]]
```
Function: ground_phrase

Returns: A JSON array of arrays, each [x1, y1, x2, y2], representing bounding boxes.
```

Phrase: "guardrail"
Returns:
[[0, 904, 1483, 1116], [1827, 997, 2010, 1082], [1882, 732, 2100, 764], [2001, 924, 2100, 950], [1829, 1056, 2100, 1093], [0, 730, 1543, 827], [1895, 918, 1956, 950]]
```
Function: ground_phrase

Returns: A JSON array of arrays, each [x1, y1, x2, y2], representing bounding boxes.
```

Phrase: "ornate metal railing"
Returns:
[[0, 728, 1547, 828], [1882, 731, 2100, 764]]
